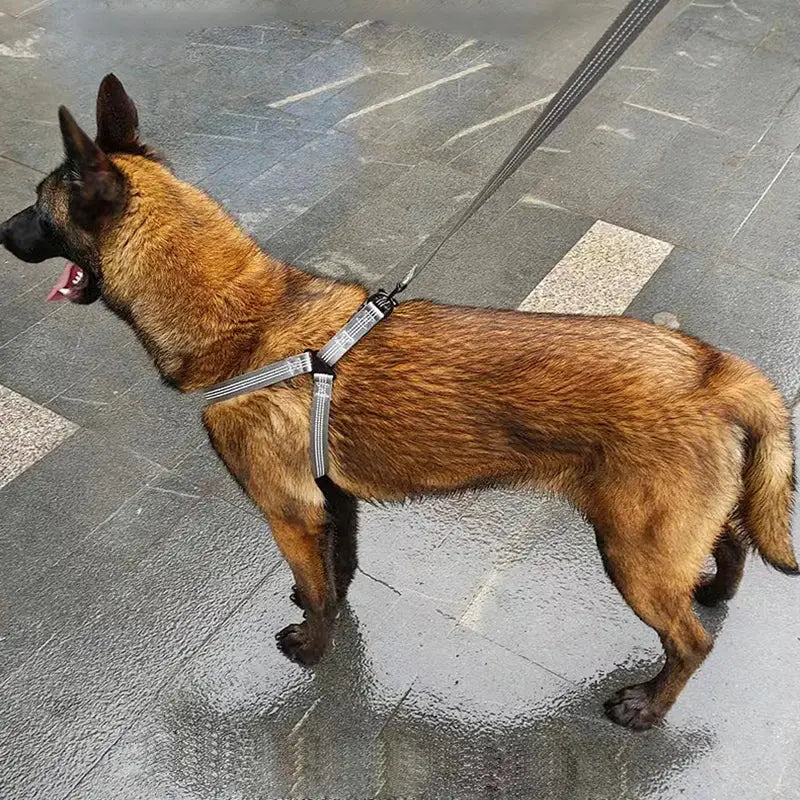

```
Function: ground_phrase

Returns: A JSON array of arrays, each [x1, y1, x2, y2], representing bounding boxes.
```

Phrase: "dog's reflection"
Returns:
[[150, 597, 724, 800]]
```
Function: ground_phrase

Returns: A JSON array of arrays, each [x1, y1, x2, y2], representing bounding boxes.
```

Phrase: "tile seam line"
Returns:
[[460, 624, 582, 687], [0, 153, 48, 174], [59, 566, 279, 800]]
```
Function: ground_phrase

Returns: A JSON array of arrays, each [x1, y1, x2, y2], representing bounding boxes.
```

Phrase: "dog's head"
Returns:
[[0, 74, 155, 305]]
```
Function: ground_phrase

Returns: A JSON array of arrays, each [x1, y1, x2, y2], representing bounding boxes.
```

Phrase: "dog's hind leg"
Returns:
[[592, 493, 725, 729], [694, 522, 747, 607]]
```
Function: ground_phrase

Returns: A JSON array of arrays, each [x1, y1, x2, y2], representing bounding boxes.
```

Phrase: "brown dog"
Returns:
[[1, 75, 796, 730]]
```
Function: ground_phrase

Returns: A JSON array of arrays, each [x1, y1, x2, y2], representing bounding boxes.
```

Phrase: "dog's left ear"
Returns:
[[59, 106, 126, 229], [95, 73, 142, 154]]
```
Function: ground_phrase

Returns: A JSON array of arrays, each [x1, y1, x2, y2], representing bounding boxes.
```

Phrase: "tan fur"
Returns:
[[23, 84, 798, 728]]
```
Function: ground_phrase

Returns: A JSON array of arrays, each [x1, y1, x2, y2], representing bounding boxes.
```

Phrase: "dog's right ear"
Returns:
[[95, 73, 143, 154], [59, 106, 126, 229]]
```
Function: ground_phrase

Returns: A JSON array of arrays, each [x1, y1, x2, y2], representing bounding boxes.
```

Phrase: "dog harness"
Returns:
[[202, 0, 671, 480], [203, 290, 396, 479]]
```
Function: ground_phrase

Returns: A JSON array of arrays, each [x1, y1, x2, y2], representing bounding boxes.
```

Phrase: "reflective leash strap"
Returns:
[[390, 0, 672, 297], [202, 352, 313, 403]]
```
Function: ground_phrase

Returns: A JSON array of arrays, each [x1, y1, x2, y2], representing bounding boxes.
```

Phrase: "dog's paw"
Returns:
[[275, 622, 324, 665], [604, 684, 663, 730], [693, 577, 732, 607]]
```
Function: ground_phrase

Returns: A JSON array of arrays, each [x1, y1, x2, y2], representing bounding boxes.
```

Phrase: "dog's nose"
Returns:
[[0, 220, 7, 246]]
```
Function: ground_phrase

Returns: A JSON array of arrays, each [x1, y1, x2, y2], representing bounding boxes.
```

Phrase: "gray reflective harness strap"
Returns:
[[317, 300, 386, 366], [203, 295, 394, 479], [309, 297, 391, 478], [310, 373, 334, 478], [203, 352, 313, 403]]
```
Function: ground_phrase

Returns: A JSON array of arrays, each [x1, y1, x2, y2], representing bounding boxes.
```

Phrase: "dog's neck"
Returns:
[[102, 157, 365, 392]]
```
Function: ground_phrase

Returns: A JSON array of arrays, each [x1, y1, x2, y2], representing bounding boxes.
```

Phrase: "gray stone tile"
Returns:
[[263, 158, 410, 264], [761, 86, 800, 152], [225, 129, 365, 244], [149, 436, 252, 511], [0, 428, 159, 606], [395, 198, 595, 310], [0, 0, 54, 21], [364, 69, 520, 156], [627, 249, 800, 399], [64, 570, 450, 800], [451, 491, 660, 683], [0, 383, 76, 488], [272, 70, 415, 129], [531, 102, 687, 219], [184, 37, 318, 82], [68, 377, 204, 469], [377, 623, 574, 800], [0, 300, 134, 404], [723, 150, 800, 282], [628, 29, 800, 143], [331, 62, 507, 147], [0, 485, 199, 681], [620, 0, 707, 70], [438, 84, 619, 185], [45, 339, 205, 470], [224, 38, 396, 118], [606, 128, 791, 254], [45, 341, 156, 427], [0, 8, 41, 41], [0, 495, 282, 800], [665, 0, 773, 48], [357, 494, 471, 614], [0, 284, 62, 348], [295, 160, 482, 283]]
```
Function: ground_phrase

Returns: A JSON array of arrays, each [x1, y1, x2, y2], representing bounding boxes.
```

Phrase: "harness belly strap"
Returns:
[[202, 291, 396, 479]]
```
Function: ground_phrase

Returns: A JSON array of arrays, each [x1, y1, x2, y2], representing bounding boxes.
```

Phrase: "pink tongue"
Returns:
[[47, 263, 80, 302]]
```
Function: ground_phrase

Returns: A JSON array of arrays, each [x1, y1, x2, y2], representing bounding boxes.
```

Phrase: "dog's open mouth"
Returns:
[[46, 263, 97, 304]]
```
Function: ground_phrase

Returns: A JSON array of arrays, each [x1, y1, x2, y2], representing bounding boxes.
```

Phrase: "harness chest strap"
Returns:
[[202, 291, 396, 479]]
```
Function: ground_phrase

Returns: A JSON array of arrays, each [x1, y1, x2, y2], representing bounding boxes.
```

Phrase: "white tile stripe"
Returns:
[[339, 62, 492, 122], [518, 220, 673, 315], [267, 69, 373, 108], [0, 384, 77, 488]]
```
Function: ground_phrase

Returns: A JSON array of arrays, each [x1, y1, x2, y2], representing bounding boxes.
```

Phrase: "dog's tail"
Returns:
[[713, 353, 798, 574]]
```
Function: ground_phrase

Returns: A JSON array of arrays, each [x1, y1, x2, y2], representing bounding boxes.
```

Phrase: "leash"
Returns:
[[204, 0, 673, 480], [389, 0, 672, 298]]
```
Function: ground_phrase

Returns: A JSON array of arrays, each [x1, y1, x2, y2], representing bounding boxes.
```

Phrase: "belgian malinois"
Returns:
[[1, 75, 796, 730]]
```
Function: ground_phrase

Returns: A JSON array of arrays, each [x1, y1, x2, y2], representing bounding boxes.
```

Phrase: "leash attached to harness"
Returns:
[[203, 0, 672, 479]]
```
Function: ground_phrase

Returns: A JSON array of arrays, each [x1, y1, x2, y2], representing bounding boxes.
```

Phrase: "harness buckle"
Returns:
[[368, 288, 398, 318], [309, 350, 336, 378]]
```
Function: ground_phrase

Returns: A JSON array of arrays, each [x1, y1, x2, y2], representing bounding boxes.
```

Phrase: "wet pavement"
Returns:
[[1, 1, 800, 798]]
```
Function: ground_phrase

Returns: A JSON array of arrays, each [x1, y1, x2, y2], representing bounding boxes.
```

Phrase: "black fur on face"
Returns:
[[0, 73, 151, 306], [0, 203, 65, 263]]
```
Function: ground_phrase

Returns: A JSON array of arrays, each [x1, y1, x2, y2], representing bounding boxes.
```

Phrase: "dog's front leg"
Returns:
[[266, 503, 338, 666]]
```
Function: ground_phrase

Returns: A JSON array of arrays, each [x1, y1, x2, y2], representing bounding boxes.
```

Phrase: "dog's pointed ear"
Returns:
[[95, 73, 141, 153], [59, 105, 104, 167], [58, 106, 126, 229]]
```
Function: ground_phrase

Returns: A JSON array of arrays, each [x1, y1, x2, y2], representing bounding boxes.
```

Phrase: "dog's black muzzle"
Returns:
[[0, 205, 64, 263]]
